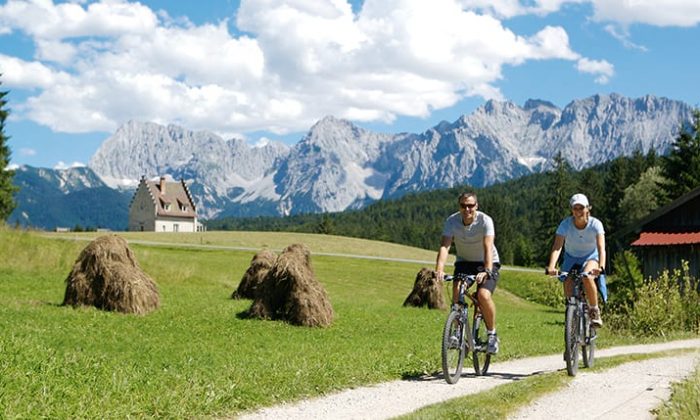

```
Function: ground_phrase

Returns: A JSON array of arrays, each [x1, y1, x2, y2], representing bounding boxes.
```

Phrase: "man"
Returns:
[[435, 192, 501, 354]]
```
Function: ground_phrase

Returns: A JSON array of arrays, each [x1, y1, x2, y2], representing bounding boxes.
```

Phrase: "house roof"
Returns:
[[138, 177, 197, 219], [617, 183, 700, 239], [631, 231, 700, 246]]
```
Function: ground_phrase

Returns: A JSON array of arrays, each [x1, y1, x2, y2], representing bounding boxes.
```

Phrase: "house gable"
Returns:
[[128, 176, 201, 232], [627, 184, 700, 279]]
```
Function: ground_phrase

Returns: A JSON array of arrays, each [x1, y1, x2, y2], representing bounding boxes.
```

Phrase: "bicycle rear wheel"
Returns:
[[442, 309, 466, 384], [564, 303, 580, 376], [471, 313, 491, 375]]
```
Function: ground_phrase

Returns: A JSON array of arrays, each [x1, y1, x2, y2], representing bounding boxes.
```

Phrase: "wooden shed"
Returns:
[[628, 185, 700, 279]]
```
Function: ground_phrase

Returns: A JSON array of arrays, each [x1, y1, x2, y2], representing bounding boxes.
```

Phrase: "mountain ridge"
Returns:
[[10, 93, 695, 228]]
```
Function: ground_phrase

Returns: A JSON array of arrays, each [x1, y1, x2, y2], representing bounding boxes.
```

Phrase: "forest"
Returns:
[[208, 111, 700, 270]]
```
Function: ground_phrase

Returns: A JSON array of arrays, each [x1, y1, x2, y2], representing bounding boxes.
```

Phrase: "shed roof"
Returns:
[[631, 231, 700, 246]]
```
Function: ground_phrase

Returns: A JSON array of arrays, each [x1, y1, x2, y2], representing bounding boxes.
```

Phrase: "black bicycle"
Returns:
[[441, 274, 491, 384], [555, 268, 597, 376]]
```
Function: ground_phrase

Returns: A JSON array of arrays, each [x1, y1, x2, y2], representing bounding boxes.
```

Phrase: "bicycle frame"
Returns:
[[441, 274, 491, 383], [558, 268, 597, 376]]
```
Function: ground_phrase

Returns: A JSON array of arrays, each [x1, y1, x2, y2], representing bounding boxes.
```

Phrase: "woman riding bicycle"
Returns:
[[436, 192, 501, 354], [545, 193, 605, 327]]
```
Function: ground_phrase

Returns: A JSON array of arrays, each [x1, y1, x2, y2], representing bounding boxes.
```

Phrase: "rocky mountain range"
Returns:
[[9, 93, 695, 229], [87, 93, 694, 220]]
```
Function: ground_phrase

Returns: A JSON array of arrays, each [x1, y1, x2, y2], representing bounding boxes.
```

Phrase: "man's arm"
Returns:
[[435, 235, 452, 281], [476, 235, 494, 283]]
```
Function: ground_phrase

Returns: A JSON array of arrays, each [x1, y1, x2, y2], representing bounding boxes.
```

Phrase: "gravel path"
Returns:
[[237, 338, 700, 420], [509, 354, 698, 419]]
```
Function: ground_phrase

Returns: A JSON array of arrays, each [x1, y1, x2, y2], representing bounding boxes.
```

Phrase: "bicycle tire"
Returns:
[[582, 309, 596, 368], [471, 314, 491, 375], [442, 309, 466, 384], [564, 303, 580, 376]]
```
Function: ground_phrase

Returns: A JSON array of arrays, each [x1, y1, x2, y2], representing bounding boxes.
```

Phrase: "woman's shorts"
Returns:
[[560, 252, 599, 281], [453, 261, 500, 293]]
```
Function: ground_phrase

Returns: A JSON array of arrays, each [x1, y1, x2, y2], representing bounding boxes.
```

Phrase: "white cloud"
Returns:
[[0, 54, 71, 89], [603, 24, 648, 52], [591, 0, 700, 27], [54, 161, 86, 170], [576, 57, 614, 84], [458, 0, 582, 18], [0, 0, 157, 39], [19, 147, 36, 156], [0, 0, 634, 137]]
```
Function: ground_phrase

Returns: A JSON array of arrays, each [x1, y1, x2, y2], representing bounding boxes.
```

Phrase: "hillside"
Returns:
[[209, 150, 663, 266]]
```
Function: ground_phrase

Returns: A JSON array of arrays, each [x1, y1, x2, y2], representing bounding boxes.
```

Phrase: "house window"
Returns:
[[162, 225, 166, 232], [164, 203, 171, 211], [174, 224, 179, 232]]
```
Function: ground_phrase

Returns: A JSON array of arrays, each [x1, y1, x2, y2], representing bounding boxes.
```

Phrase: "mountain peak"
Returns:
[[523, 99, 558, 110]]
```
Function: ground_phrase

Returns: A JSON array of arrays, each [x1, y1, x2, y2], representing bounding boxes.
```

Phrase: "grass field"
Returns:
[[0, 227, 696, 417]]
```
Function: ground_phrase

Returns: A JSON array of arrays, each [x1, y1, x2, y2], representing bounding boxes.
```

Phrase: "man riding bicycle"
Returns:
[[435, 192, 501, 354], [546, 193, 605, 327]]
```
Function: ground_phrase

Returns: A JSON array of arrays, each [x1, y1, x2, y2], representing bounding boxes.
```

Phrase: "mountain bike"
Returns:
[[441, 274, 491, 384], [554, 268, 597, 376]]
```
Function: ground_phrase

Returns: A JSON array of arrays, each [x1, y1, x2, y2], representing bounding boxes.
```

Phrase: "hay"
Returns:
[[403, 268, 446, 310], [62, 235, 160, 315], [247, 243, 334, 327], [232, 249, 276, 299]]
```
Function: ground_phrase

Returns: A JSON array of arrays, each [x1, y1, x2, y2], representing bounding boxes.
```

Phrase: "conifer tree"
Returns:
[[0, 79, 18, 221], [662, 109, 700, 199], [536, 152, 575, 262]]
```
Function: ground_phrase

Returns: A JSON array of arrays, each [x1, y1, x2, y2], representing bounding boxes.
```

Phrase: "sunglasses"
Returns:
[[460, 203, 477, 209]]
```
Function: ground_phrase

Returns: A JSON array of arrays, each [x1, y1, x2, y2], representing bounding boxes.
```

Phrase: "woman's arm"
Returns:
[[596, 233, 606, 272], [546, 235, 565, 274]]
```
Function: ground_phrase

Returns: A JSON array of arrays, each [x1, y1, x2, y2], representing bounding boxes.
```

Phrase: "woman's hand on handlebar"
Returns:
[[435, 269, 445, 282]]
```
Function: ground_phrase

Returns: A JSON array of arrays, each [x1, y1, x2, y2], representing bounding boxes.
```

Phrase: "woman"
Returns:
[[545, 193, 605, 327]]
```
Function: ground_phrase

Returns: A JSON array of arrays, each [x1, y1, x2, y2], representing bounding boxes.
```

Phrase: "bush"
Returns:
[[610, 259, 700, 336]]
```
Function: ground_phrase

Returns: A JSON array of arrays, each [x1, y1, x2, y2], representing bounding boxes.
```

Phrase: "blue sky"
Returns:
[[1, 0, 699, 169]]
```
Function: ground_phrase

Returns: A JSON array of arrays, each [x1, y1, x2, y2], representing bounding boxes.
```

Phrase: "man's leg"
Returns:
[[477, 288, 496, 330]]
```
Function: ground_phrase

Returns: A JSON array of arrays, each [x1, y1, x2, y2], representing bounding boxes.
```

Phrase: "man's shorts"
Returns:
[[453, 261, 500, 294]]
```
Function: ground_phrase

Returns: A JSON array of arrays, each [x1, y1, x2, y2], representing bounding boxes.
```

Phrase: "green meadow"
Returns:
[[0, 228, 694, 418]]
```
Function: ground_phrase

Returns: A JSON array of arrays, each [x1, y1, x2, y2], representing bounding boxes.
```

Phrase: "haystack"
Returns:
[[62, 235, 159, 315], [403, 268, 446, 310], [232, 249, 276, 299], [247, 243, 334, 327]]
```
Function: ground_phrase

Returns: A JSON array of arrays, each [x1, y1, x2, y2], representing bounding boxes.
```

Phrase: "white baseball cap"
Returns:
[[570, 193, 589, 208]]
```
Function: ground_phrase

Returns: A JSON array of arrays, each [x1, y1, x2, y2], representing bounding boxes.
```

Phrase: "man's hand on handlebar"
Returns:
[[544, 267, 557, 276]]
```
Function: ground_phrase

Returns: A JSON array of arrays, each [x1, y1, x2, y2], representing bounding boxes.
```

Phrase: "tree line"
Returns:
[[209, 110, 700, 270]]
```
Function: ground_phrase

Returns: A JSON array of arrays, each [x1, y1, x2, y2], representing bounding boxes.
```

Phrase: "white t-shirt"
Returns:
[[442, 211, 500, 263], [556, 216, 605, 258]]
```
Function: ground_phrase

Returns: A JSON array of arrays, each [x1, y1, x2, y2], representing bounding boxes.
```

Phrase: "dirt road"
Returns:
[[238, 338, 700, 420]]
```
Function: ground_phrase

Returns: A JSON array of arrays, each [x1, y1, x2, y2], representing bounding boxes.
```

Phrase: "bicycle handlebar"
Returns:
[[551, 271, 593, 281], [443, 274, 477, 282]]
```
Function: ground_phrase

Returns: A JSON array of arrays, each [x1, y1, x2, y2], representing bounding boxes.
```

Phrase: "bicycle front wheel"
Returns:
[[442, 309, 466, 384], [471, 314, 491, 375], [582, 310, 596, 368], [564, 303, 580, 376]]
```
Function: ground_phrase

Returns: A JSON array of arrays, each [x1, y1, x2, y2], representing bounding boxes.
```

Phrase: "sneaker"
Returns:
[[487, 333, 499, 354], [590, 307, 603, 328]]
